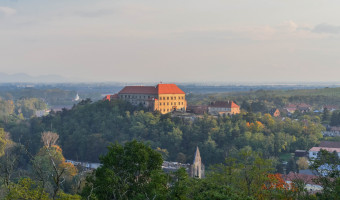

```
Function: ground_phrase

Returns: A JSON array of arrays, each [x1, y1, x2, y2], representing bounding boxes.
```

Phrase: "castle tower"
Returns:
[[190, 146, 205, 178]]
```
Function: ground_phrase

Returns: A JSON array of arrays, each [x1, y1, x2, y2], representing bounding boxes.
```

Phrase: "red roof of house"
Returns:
[[283, 172, 319, 185], [157, 84, 185, 94], [103, 94, 119, 101], [209, 101, 240, 108], [118, 86, 157, 94], [104, 95, 111, 100], [319, 141, 340, 148], [324, 105, 338, 110], [309, 147, 340, 153]]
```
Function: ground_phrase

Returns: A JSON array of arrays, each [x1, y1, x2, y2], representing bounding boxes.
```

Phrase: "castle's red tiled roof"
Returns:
[[157, 84, 185, 94], [118, 86, 157, 94], [118, 84, 185, 95]]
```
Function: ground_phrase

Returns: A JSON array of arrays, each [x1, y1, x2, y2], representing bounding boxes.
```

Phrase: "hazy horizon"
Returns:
[[1, 0, 340, 82]]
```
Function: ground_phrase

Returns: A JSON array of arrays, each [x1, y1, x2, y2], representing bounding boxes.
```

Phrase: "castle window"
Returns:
[[174, 97, 176, 100], [167, 97, 169, 100], [167, 109, 169, 111], [171, 102, 173, 105], [167, 102, 169, 105], [171, 97, 173, 100], [174, 102, 176, 105]]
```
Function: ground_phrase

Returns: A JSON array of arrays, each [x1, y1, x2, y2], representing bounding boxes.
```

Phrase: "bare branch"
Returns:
[[41, 132, 59, 148]]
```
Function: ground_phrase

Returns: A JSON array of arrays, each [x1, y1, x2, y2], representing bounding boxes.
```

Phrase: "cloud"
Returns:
[[312, 23, 340, 34], [74, 9, 114, 18], [0, 6, 16, 17]]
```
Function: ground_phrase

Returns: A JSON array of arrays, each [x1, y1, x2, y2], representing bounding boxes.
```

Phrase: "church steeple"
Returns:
[[191, 146, 204, 178], [193, 146, 201, 164]]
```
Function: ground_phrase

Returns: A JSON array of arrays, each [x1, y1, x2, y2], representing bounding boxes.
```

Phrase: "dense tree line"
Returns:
[[1, 132, 338, 199], [0, 131, 80, 199], [0, 97, 47, 121], [188, 89, 340, 112], [4, 99, 324, 169]]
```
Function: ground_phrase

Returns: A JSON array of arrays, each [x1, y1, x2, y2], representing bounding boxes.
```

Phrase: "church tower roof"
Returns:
[[193, 146, 201, 164]]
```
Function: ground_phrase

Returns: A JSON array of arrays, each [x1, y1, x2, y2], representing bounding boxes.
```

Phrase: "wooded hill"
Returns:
[[6, 99, 324, 169]]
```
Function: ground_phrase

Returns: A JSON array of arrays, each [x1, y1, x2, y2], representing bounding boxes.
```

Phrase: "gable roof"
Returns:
[[284, 172, 319, 185], [319, 141, 340, 148], [118, 84, 185, 95], [157, 84, 185, 94], [269, 108, 280, 114], [309, 147, 340, 153], [209, 101, 240, 108], [118, 86, 157, 94]]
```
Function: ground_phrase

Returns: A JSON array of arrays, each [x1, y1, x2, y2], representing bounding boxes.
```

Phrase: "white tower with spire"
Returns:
[[74, 93, 80, 101], [190, 146, 205, 178]]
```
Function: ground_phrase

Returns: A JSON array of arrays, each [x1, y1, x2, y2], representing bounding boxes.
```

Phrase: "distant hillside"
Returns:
[[187, 87, 340, 108], [0, 73, 68, 83]]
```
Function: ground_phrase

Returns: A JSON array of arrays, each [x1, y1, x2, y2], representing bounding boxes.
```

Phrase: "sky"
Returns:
[[1, 0, 340, 83]]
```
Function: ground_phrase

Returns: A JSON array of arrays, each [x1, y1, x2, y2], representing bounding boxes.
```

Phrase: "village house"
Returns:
[[186, 105, 208, 114], [283, 172, 322, 193], [323, 105, 338, 112], [322, 126, 340, 137], [309, 147, 340, 160], [269, 108, 280, 117], [284, 103, 312, 114], [208, 101, 240, 116]]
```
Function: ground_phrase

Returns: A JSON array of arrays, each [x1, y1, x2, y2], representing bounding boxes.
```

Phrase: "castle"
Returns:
[[106, 83, 187, 114]]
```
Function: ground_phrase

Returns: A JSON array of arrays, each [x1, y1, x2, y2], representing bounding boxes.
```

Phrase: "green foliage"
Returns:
[[82, 140, 166, 200], [6, 178, 50, 200], [310, 149, 340, 199], [5, 177, 81, 200], [330, 110, 340, 126], [33, 145, 78, 196], [15, 98, 47, 118], [6, 99, 325, 168], [0, 128, 7, 157], [186, 178, 252, 200]]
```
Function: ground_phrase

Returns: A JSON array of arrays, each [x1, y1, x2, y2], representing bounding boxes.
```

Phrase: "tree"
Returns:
[[41, 132, 59, 148], [296, 157, 309, 170], [33, 145, 77, 199], [0, 128, 8, 157], [310, 149, 340, 199], [82, 140, 167, 200], [6, 178, 50, 200], [6, 177, 81, 200], [322, 108, 331, 124]]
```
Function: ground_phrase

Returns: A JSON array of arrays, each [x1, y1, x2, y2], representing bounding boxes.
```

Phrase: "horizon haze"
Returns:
[[1, 0, 340, 83]]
